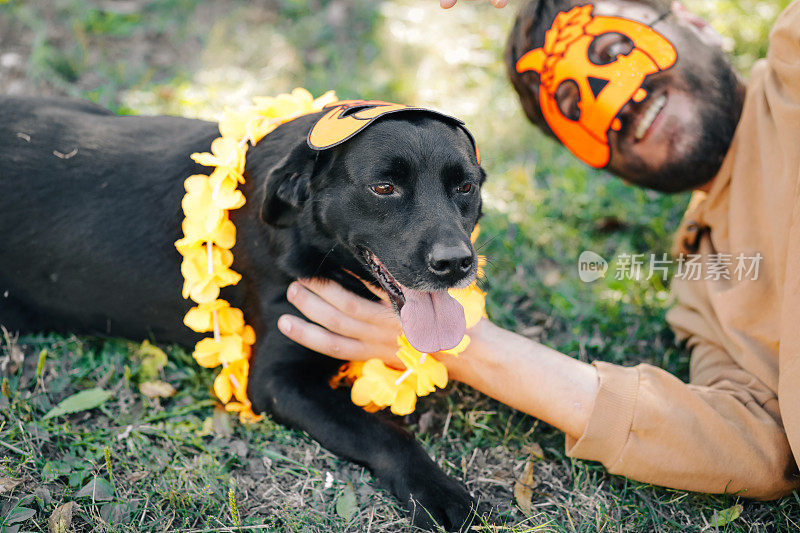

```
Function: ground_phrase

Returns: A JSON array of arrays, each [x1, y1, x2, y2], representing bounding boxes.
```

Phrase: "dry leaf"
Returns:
[[139, 380, 176, 399], [0, 477, 21, 494], [49, 501, 76, 533], [125, 471, 148, 484], [522, 442, 545, 460], [0, 325, 24, 374], [514, 458, 536, 516]]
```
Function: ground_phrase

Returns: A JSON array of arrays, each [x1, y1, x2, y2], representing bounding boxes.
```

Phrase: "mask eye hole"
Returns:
[[588, 32, 635, 65], [341, 105, 368, 117], [555, 79, 581, 121]]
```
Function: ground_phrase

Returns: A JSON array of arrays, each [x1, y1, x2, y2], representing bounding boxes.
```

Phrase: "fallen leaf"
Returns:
[[712, 504, 743, 527], [4, 506, 35, 524], [139, 380, 176, 399], [0, 477, 21, 494], [125, 471, 148, 484], [74, 477, 114, 501], [136, 340, 167, 381], [522, 442, 545, 460], [514, 458, 536, 516], [43, 388, 113, 420], [0, 325, 24, 374], [49, 502, 76, 533], [335, 482, 358, 520]]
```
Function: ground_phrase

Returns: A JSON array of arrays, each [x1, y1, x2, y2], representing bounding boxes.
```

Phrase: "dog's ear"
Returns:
[[261, 142, 321, 228]]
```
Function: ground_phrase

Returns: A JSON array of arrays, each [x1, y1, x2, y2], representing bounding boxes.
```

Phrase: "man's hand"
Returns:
[[278, 278, 599, 439], [440, 0, 507, 9], [277, 279, 403, 366]]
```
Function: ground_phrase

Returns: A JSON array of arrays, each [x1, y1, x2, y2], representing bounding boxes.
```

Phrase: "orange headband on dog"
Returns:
[[515, 4, 677, 168], [307, 100, 480, 164]]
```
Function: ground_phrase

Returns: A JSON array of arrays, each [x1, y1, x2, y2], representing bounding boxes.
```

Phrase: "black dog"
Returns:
[[0, 97, 485, 530]]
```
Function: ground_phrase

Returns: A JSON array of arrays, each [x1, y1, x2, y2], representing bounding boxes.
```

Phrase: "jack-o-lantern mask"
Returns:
[[515, 4, 677, 168], [307, 100, 480, 163]]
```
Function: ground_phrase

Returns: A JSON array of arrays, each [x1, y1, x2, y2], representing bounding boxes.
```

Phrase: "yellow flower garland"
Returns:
[[177, 87, 487, 421], [176, 88, 337, 422]]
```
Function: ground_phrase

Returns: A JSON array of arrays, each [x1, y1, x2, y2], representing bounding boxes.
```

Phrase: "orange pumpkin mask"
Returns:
[[515, 4, 677, 168], [307, 100, 480, 164]]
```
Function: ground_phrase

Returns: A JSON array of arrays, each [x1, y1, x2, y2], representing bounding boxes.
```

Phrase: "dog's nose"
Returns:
[[427, 243, 474, 278]]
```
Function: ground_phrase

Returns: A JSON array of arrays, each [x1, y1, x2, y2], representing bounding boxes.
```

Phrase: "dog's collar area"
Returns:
[[306, 100, 481, 165]]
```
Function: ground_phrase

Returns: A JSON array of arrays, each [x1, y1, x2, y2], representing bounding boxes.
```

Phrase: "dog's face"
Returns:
[[323, 116, 484, 291], [262, 113, 485, 352]]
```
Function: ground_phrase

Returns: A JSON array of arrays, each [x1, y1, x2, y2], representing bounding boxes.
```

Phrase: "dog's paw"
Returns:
[[382, 463, 475, 532], [408, 474, 475, 532]]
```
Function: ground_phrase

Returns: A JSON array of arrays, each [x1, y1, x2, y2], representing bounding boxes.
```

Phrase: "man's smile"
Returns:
[[634, 92, 668, 141]]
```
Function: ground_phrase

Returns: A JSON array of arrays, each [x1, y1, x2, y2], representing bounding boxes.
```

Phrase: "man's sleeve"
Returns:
[[564, 336, 798, 499], [773, 0, 800, 481], [777, 180, 800, 493]]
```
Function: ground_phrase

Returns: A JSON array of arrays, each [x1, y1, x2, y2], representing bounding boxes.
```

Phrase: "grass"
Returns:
[[1, 0, 799, 531]]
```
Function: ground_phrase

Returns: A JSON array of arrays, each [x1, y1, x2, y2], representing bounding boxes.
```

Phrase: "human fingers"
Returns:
[[288, 282, 398, 342], [297, 278, 397, 327], [277, 314, 375, 361]]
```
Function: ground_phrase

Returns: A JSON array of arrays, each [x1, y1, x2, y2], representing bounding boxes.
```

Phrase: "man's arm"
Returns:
[[439, 319, 599, 440], [279, 278, 800, 499]]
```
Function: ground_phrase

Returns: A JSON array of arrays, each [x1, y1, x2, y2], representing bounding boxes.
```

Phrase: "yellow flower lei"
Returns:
[[176, 87, 487, 421], [176, 88, 337, 422]]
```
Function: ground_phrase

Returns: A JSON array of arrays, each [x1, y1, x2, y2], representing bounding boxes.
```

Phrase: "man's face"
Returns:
[[515, 0, 744, 192]]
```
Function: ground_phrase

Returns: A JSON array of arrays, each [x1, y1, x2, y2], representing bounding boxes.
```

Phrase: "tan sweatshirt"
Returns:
[[565, 1, 800, 499]]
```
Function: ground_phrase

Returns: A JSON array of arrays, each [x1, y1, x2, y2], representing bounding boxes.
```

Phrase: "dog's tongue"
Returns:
[[400, 287, 466, 353]]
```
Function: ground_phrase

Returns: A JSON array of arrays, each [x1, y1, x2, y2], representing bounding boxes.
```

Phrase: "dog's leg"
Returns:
[[249, 330, 475, 532]]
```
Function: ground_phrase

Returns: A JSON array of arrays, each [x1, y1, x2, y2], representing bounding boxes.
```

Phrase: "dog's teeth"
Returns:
[[366, 251, 404, 300]]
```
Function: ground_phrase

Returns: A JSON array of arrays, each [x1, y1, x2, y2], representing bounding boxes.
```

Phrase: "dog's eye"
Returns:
[[457, 182, 473, 193], [370, 183, 395, 195]]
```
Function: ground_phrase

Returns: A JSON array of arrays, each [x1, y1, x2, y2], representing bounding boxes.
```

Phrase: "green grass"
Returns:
[[1, 0, 799, 531]]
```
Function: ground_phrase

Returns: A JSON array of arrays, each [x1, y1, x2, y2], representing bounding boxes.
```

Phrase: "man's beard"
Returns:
[[629, 53, 743, 193]]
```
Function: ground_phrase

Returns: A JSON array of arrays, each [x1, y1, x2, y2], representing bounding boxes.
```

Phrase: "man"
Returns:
[[277, 0, 800, 499]]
